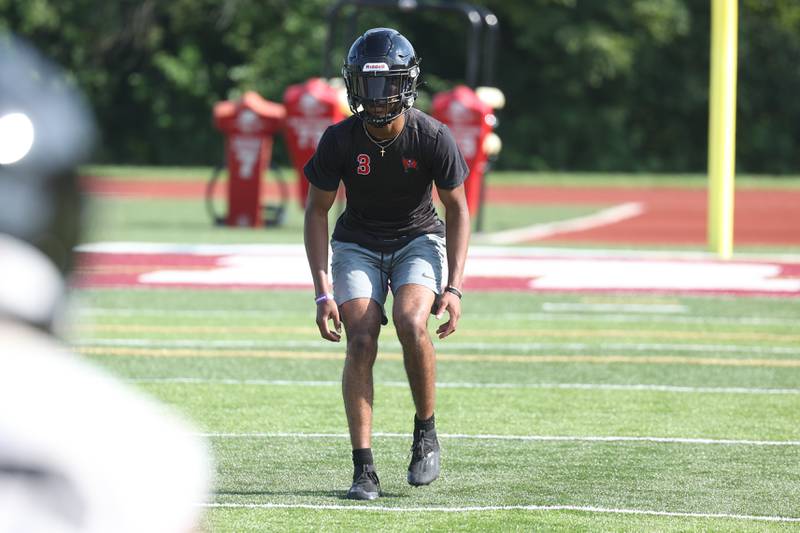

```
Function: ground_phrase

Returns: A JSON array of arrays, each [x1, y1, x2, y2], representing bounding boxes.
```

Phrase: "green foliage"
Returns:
[[2, 0, 800, 172]]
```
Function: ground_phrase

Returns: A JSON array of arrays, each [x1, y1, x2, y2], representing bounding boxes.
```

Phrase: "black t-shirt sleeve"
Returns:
[[430, 123, 469, 189], [303, 126, 342, 192]]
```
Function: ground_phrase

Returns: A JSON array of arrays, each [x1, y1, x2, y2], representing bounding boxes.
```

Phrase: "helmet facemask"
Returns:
[[343, 63, 420, 127]]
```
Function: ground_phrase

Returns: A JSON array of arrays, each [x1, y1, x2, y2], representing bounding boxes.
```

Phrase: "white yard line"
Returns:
[[473, 202, 645, 244], [198, 502, 800, 523], [78, 337, 800, 356], [196, 432, 800, 447], [489, 313, 799, 326], [74, 306, 799, 327], [130, 377, 800, 395], [75, 307, 303, 318], [541, 302, 687, 313]]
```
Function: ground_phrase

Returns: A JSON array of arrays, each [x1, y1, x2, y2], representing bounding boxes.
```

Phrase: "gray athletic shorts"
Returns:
[[331, 234, 447, 322]]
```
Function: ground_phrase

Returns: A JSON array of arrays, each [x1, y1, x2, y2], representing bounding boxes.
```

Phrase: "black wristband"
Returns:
[[444, 286, 462, 299]]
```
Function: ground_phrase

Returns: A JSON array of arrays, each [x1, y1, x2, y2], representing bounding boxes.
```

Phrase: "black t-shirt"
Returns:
[[304, 108, 468, 252]]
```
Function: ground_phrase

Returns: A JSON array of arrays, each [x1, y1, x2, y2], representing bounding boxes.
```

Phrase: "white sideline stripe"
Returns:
[[78, 338, 800, 356], [475, 202, 645, 244], [196, 431, 800, 447], [75, 307, 800, 327], [198, 502, 800, 522], [541, 302, 687, 313], [130, 377, 800, 395], [491, 313, 799, 326]]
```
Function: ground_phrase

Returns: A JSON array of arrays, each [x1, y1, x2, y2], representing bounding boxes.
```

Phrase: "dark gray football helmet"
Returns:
[[342, 28, 421, 127]]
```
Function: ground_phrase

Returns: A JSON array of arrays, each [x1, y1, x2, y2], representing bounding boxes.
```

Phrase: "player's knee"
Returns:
[[346, 333, 378, 361], [393, 312, 428, 343]]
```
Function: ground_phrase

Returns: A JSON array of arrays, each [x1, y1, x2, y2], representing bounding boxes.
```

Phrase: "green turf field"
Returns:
[[70, 168, 800, 531], [72, 289, 800, 531], [86, 196, 602, 243]]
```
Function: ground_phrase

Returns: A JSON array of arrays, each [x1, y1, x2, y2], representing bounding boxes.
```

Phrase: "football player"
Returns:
[[304, 27, 470, 500]]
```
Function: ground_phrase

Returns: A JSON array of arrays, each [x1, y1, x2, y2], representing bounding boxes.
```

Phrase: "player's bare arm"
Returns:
[[304, 183, 341, 342], [435, 184, 470, 339]]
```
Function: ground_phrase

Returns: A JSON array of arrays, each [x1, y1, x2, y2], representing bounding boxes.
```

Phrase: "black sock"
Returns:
[[352, 448, 374, 467], [414, 413, 435, 432]]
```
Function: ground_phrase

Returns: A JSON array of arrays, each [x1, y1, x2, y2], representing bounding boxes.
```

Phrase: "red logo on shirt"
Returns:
[[402, 157, 418, 171], [356, 154, 371, 175]]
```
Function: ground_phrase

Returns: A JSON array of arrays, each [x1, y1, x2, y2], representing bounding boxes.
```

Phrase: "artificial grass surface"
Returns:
[[71, 289, 800, 531], [84, 196, 602, 243], [204, 507, 796, 533], [135, 380, 799, 440]]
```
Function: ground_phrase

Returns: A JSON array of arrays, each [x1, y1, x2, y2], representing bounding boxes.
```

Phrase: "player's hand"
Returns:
[[316, 300, 342, 342], [433, 291, 461, 339]]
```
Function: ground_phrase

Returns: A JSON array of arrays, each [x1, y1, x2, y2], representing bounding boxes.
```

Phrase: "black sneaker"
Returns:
[[407, 428, 440, 486], [347, 464, 381, 500]]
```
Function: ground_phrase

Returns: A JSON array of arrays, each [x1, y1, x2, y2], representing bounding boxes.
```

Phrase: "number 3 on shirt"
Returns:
[[356, 154, 371, 175]]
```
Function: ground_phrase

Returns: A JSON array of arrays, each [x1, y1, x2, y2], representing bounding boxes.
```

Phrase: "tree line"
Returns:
[[2, 0, 798, 173]]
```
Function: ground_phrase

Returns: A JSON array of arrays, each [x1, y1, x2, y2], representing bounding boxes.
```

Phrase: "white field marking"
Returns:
[[75, 307, 306, 318], [77, 324, 800, 343], [466, 245, 800, 263], [79, 348, 800, 367], [129, 377, 800, 395], [512, 260, 798, 293], [198, 502, 800, 523], [76, 338, 800, 356], [76, 242, 800, 294], [77, 241, 800, 263], [488, 312, 800, 327], [541, 302, 687, 313], [74, 307, 799, 327], [196, 431, 800, 447], [474, 202, 645, 245], [75, 242, 311, 256]]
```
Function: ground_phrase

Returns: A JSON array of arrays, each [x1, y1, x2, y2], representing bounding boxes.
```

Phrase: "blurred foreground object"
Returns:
[[0, 33, 94, 311], [0, 34, 212, 533]]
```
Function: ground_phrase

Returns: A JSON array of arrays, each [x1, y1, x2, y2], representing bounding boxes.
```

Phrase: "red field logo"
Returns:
[[73, 243, 800, 298]]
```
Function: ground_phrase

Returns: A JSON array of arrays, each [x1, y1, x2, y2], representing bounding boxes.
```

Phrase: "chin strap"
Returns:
[[359, 104, 414, 127]]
